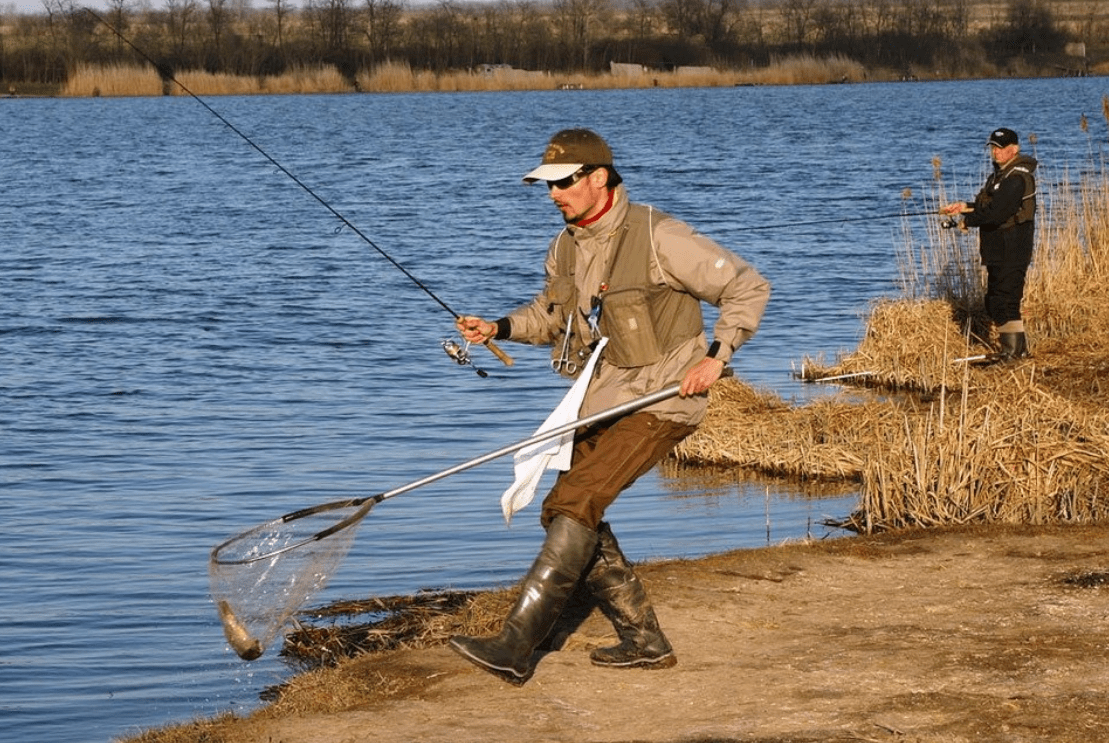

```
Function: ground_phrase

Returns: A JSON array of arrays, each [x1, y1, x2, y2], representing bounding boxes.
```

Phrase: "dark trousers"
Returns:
[[540, 412, 697, 530], [984, 260, 1030, 326]]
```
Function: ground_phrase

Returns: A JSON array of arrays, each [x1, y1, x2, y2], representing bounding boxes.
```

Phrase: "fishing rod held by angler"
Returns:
[[84, 7, 512, 371]]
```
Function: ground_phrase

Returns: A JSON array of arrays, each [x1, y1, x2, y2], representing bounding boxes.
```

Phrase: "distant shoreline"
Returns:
[[5, 58, 1096, 100]]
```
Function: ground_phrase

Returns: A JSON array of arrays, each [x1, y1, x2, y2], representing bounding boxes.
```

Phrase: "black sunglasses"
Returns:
[[546, 165, 597, 191]]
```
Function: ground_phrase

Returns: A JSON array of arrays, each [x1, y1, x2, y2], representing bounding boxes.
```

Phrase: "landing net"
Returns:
[[208, 500, 371, 660]]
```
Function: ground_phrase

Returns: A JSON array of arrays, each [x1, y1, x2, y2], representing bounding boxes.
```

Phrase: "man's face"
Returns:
[[990, 143, 1019, 166], [548, 167, 610, 224]]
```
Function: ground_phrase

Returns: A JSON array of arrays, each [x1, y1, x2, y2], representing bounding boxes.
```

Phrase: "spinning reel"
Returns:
[[442, 339, 489, 377]]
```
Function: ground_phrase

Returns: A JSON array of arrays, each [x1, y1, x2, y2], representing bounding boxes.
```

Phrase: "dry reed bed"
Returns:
[[673, 376, 887, 481], [62, 63, 352, 97], [857, 370, 1109, 532], [674, 296, 1109, 534], [61, 54, 875, 98], [679, 358, 1109, 536], [676, 152, 1109, 531], [675, 129, 1109, 534]]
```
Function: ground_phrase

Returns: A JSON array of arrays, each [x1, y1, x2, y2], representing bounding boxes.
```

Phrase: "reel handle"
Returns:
[[484, 339, 514, 366]]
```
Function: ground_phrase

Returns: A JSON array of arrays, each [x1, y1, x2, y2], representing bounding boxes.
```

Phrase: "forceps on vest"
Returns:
[[551, 313, 578, 374]]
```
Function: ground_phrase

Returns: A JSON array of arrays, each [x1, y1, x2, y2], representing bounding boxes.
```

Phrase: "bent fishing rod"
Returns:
[[84, 8, 511, 376]]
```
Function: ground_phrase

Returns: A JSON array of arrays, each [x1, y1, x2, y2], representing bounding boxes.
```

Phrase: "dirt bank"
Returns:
[[170, 523, 1109, 743]]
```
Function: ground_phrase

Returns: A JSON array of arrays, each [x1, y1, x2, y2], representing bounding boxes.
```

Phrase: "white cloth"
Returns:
[[500, 338, 607, 524]]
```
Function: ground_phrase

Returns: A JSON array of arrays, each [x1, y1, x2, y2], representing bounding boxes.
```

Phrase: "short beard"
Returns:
[[560, 206, 588, 224]]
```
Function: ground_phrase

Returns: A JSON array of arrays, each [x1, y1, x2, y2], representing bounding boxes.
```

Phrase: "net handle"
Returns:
[[211, 375, 729, 565], [374, 380, 693, 503]]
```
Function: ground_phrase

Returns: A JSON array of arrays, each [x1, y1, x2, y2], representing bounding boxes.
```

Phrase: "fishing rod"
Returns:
[[738, 210, 940, 231], [84, 7, 511, 376]]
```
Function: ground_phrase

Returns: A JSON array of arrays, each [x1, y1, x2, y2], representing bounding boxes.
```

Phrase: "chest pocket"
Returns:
[[545, 274, 576, 311], [598, 285, 665, 367]]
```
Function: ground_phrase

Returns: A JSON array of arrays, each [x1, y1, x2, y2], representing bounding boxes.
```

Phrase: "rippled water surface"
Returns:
[[4, 77, 1108, 742]]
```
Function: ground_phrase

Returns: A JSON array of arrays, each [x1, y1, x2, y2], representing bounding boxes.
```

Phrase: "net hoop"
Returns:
[[210, 495, 380, 566]]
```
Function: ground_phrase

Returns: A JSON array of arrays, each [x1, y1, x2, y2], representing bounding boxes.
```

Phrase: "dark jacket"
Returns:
[[964, 153, 1037, 266]]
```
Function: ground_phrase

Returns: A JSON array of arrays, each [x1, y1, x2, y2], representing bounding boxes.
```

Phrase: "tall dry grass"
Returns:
[[856, 368, 1109, 532], [62, 63, 164, 97], [63, 63, 353, 97], [61, 54, 880, 98], [741, 53, 868, 85]]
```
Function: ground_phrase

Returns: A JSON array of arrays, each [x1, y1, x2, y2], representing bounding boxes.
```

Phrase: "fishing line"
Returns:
[[84, 7, 510, 373], [738, 210, 939, 231]]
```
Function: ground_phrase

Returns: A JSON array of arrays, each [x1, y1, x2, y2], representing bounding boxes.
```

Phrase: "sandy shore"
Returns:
[[161, 523, 1109, 743]]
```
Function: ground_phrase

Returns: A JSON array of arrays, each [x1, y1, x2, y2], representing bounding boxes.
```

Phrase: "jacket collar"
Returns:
[[567, 185, 629, 239], [995, 153, 1038, 176]]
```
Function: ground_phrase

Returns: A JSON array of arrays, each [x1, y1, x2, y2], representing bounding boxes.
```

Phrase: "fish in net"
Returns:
[[208, 499, 374, 660]]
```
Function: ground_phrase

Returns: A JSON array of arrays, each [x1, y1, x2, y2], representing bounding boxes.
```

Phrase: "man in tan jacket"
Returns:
[[451, 129, 770, 684]]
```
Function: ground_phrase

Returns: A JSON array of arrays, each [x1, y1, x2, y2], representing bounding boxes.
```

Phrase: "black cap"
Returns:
[[987, 128, 1019, 148]]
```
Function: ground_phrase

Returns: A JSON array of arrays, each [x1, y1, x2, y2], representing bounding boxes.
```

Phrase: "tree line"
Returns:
[[0, 0, 1089, 87]]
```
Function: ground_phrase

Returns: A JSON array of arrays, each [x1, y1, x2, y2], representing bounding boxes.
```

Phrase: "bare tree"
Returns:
[[503, 0, 547, 69], [104, 0, 131, 55], [164, 0, 200, 57], [207, 0, 229, 67], [267, 0, 290, 48], [628, 0, 658, 39], [553, 0, 609, 69], [861, 0, 894, 38], [40, 0, 98, 75], [813, 0, 861, 46], [700, 0, 744, 49], [779, 0, 819, 46], [308, 0, 354, 52], [660, 0, 701, 39], [364, 0, 403, 62]]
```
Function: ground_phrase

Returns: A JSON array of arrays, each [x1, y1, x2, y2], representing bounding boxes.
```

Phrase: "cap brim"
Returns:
[[522, 162, 583, 184]]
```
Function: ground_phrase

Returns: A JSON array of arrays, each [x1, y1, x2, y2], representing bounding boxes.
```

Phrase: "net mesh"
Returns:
[[208, 501, 370, 659]]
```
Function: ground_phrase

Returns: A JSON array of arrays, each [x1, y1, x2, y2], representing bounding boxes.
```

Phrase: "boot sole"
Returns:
[[449, 637, 533, 685], [590, 653, 678, 669]]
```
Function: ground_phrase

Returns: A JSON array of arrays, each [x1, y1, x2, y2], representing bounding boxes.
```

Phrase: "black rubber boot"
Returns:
[[998, 332, 1030, 361], [585, 522, 677, 669], [449, 516, 598, 684]]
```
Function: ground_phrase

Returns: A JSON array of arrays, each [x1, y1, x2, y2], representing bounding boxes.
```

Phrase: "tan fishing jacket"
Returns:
[[504, 185, 770, 426]]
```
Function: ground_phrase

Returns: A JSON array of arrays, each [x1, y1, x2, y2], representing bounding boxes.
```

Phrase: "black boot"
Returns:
[[585, 522, 676, 669], [449, 516, 598, 684], [998, 332, 1030, 361]]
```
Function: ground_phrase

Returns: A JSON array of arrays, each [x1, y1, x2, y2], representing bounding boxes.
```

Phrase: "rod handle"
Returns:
[[484, 339, 514, 366]]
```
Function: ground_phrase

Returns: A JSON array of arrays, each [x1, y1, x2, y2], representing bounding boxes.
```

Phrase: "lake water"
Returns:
[[4, 76, 1108, 742]]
